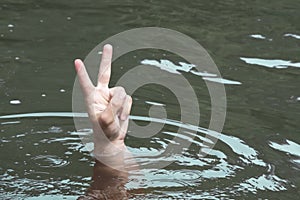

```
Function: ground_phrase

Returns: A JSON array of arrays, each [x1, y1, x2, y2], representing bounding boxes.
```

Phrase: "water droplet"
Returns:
[[10, 99, 21, 105]]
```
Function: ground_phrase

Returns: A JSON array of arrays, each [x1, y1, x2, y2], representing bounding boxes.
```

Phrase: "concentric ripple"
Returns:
[[0, 112, 294, 198]]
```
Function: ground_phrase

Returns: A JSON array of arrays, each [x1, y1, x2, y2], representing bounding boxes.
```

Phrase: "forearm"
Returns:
[[78, 160, 128, 200]]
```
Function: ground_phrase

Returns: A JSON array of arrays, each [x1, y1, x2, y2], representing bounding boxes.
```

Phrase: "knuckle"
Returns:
[[111, 99, 122, 108], [115, 86, 126, 94], [98, 112, 113, 127]]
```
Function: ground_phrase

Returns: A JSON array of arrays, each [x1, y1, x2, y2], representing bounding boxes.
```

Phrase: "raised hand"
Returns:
[[74, 44, 132, 155]]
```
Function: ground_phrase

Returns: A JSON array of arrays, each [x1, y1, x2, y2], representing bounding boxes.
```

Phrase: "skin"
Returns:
[[75, 44, 133, 199]]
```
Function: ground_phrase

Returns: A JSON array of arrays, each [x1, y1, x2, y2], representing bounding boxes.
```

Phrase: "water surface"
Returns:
[[0, 0, 299, 199]]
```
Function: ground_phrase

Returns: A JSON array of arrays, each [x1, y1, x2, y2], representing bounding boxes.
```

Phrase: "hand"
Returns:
[[74, 44, 132, 155]]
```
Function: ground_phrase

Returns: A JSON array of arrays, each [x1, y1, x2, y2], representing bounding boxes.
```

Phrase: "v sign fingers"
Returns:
[[98, 44, 113, 88]]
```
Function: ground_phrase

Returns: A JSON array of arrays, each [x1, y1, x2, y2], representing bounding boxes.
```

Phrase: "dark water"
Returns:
[[1, 0, 300, 199]]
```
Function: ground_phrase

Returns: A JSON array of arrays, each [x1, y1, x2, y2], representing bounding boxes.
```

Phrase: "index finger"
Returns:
[[74, 59, 94, 95], [97, 44, 113, 87]]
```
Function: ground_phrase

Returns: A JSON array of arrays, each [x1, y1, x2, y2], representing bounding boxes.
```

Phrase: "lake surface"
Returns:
[[0, 0, 299, 199]]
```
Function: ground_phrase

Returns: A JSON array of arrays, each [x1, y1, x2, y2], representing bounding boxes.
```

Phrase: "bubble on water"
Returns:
[[15, 57, 20, 60], [9, 99, 21, 105], [60, 89, 65, 93], [8, 24, 14, 28], [297, 97, 300, 101], [41, 93, 46, 97], [39, 19, 44, 23], [67, 16, 71, 20]]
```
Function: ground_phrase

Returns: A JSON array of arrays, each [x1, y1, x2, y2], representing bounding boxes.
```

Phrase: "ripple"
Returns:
[[31, 155, 69, 168], [0, 112, 290, 195]]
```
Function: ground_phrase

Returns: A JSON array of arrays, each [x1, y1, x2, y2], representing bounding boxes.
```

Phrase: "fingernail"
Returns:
[[104, 44, 112, 50]]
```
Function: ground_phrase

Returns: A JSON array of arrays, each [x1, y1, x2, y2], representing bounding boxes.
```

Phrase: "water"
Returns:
[[1, 0, 300, 199]]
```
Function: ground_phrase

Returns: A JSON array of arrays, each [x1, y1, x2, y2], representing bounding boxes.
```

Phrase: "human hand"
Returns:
[[74, 44, 132, 155]]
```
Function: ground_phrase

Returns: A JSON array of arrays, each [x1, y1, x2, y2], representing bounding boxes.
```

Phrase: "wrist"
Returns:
[[93, 141, 126, 169]]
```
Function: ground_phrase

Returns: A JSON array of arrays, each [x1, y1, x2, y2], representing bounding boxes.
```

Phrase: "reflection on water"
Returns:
[[141, 59, 242, 85], [284, 33, 300, 40], [269, 140, 300, 166], [249, 34, 267, 40], [240, 57, 300, 69], [0, 112, 297, 198]]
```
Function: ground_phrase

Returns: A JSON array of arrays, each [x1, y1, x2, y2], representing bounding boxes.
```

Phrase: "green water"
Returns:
[[0, 0, 299, 199]]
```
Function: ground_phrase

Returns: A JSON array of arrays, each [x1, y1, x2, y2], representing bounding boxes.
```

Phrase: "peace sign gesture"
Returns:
[[74, 44, 132, 154]]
